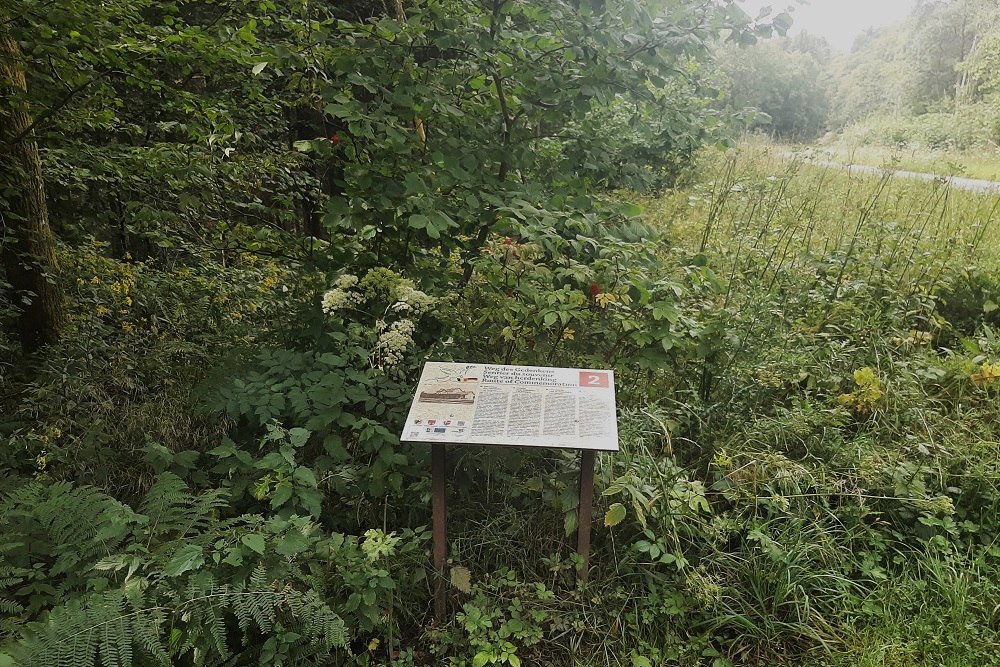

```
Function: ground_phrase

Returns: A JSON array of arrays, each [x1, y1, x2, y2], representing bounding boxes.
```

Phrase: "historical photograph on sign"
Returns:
[[400, 362, 618, 451], [418, 385, 476, 404]]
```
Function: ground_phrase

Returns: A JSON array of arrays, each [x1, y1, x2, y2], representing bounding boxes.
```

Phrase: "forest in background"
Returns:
[[718, 0, 1000, 153], [2, 0, 1000, 666]]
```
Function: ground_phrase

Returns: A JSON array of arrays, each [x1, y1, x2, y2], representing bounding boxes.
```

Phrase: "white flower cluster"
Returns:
[[389, 281, 435, 315], [321, 271, 437, 370], [374, 319, 416, 368], [320, 274, 362, 314]]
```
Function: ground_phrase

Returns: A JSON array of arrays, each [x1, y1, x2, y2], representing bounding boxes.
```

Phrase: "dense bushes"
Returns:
[[839, 104, 1000, 151]]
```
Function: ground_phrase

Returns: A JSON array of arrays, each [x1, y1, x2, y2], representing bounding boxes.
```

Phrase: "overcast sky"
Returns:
[[738, 0, 919, 51]]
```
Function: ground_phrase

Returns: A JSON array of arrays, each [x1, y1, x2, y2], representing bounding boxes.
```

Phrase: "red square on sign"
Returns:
[[579, 371, 609, 388]]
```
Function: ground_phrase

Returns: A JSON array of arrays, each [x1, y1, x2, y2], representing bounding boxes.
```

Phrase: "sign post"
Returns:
[[400, 362, 619, 621], [576, 449, 596, 581], [431, 442, 447, 621]]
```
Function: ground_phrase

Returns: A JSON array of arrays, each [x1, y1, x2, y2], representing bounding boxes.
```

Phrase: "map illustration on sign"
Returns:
[[400, 362, 619, 451]]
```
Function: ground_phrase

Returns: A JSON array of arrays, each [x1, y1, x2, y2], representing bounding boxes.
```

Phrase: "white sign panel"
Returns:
[[400, 362, 618, 451]]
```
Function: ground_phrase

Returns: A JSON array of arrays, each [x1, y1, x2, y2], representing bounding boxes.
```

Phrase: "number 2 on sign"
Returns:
[[579, 371, 609, 388]]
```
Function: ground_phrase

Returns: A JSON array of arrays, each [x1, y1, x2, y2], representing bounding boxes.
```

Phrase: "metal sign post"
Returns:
[[576, 449, 596, 582], [431, 442, 448, 621], [402, 362, 619, 622]]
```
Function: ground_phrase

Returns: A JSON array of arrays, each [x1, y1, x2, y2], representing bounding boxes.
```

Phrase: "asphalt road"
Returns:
[[791, 155, 1000, 194]]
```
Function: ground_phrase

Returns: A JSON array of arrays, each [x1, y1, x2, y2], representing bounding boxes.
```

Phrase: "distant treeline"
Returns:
[[716, 0, 1000, 146]]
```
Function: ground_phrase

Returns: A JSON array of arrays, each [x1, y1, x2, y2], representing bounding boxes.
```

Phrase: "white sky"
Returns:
[[738, 0, 919, 51]]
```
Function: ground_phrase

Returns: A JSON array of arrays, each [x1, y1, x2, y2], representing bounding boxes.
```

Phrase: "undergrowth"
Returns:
[[3, 143, 1000, 665]]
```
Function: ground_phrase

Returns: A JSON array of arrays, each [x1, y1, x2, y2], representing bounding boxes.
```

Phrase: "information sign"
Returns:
[[400, 362, 618, 451]]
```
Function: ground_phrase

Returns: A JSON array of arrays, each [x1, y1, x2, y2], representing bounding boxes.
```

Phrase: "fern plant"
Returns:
[[0, 474, 349, 666], [0, 481, 141, 615]]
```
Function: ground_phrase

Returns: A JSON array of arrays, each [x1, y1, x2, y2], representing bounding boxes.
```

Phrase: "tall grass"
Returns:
[[633, 142, 1000, 666]]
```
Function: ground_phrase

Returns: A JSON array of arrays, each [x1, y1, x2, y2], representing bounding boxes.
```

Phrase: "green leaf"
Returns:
[[604, 503, 627, 527], [772, 12, 794, 33], [241, 533, 266, 555], [408, 214, 429, 229], [631, 652, 653, 667], [563, 509, 578, 537], [271, 484, 293, 508], [984, 300, 998, 314], [472, 652, 492, 667], [252, 62, 268, 75], [292, 466, 318, 487], [276, 530, 311, 556], [620, 202, 644, 217], [288, 428, 311, 448], [163, 544, 205, 577]]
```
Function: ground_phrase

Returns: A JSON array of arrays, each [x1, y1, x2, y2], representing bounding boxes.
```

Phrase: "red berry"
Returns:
[[330, 133, 341, 145], [503, 237, 513, 246], [590, 282, 601, 296]]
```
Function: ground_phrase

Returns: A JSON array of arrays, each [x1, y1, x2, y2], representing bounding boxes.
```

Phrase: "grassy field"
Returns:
[[620, 143, 1000, 666], [797, 143, 1000, 182]]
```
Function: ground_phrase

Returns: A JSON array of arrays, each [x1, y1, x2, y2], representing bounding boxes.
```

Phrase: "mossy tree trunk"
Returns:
[[1, 30, 65, 354]]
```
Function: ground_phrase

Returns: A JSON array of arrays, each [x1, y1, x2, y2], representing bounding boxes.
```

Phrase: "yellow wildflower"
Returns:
[[562, 328, 576, 340], [368, 638, 380, 652], [839, 367, 884, 413], [96, 305, 110, 316], [972, 361, 1000, 387]]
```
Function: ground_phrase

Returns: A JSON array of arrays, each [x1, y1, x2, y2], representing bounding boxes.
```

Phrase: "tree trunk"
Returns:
[[1, 31, 65, 354]]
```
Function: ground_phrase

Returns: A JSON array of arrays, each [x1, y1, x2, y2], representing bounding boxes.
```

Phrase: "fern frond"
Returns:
[[0, 598, 23, 614], [13, 591, 169, 667], [178, 572, 231, 660], [140, 473, 229, 542], [1, 482, 140, 577]]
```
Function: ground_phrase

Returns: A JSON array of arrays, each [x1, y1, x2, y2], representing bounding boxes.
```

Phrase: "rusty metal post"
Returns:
[[431, 443, 447, 621], [576, 449, 596, 582]]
